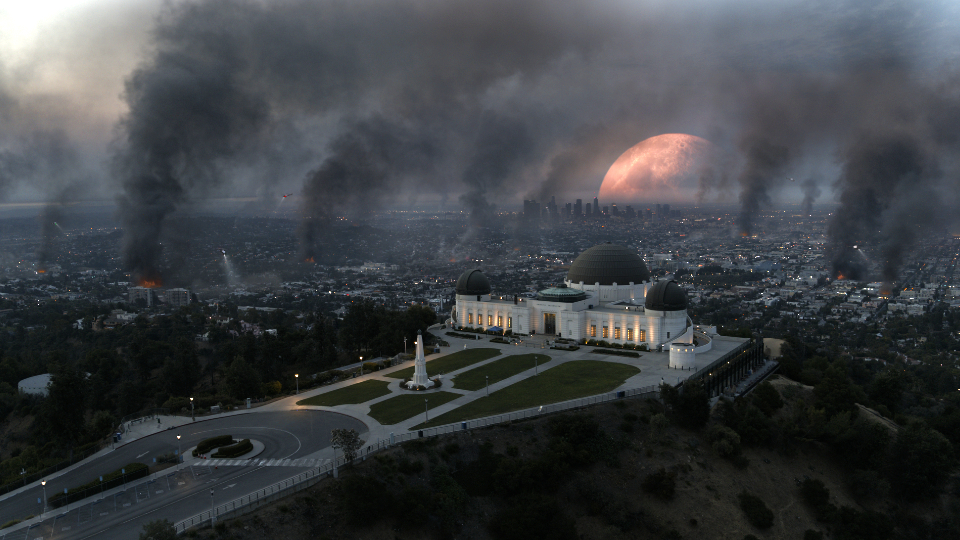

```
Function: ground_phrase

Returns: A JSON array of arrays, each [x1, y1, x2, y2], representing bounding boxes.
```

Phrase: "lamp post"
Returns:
[[535, 355, 538, 375], [190, 397, 194, 422], [486, 376, 489, 397], [41, 480, 47, 514], [176, 435, 181, 470], [210, 489, 215, 526], [295, 374, 299, 395], [424, 398, 429, 422], [404, 337, 407, 355], [359, 356, 363, 376]]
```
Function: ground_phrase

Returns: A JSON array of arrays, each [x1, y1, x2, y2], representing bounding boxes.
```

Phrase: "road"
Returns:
[[0, 410, 366, 540]]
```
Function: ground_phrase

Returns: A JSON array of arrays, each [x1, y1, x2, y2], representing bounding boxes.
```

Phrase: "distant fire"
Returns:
[[740, 231, 750, 238], [836, 274, 845, 280], [880, 282, 893, 296], [138, 278, 162, 288], [37, 269, 46, 274], [305, 257, 315, 263]]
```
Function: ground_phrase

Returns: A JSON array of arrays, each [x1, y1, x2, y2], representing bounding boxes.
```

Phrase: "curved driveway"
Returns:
[[0, 411, 366, 540]]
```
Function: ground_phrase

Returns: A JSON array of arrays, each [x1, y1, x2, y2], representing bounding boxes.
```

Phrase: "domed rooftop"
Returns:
[[537, 287, 588, 303], [566, 243, 650, 286], [455, 269, 491, 296], [644, 280, 687, 311]]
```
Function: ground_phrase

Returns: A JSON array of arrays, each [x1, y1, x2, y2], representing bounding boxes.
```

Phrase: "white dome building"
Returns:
[[454, 243, 703, 351]]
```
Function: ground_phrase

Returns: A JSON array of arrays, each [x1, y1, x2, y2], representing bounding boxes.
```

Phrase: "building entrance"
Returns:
[[543, 313, 556, 334]]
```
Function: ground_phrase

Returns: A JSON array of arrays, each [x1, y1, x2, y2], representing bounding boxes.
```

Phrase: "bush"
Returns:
[[641, 468, 676, 501], [708, 424, 742, 458], [488, 493, 577, 540], [800, 479, 832, 520], [738, 491, 773, 529], [262, 381, 282, 395], [590, 348, 640, 358], [193, 434, 233, 456], [804, 530, 824, 540], [50, 462, 148, 507], [212, 439, 252, 458]]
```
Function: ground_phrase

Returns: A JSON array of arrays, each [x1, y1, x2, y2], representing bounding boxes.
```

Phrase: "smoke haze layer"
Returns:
[[7, 0, 950, 281]]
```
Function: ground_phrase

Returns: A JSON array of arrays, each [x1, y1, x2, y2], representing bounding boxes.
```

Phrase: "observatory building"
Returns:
[[453, 243, 716, 369]]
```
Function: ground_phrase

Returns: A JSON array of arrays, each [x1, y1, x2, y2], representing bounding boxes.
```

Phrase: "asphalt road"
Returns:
[[0, 410, 367, 540]]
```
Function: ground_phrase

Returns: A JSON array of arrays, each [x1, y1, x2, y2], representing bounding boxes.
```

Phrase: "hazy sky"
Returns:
[[1, 0, 955, 208], [4, 0, 960, 278]]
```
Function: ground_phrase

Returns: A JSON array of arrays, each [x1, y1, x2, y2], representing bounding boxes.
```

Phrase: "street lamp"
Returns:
[[295, 374, 299, 395], [210, 489, 215, 527], [41, 479, 47, 514], [176, 435, 181, 470], [190, 397, 194, 422], [404, 337, 408, 355], [486, 376, 489, 397], [535, 356, 538, 375], [424, 398, 429, 422], [359, 356, 363, 376]]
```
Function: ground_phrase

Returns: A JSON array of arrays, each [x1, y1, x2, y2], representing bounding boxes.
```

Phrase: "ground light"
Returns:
[[295, 374, 299, 394]]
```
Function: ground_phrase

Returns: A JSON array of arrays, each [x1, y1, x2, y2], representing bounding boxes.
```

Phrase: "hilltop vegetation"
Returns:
[[181, 374, 959, 540]]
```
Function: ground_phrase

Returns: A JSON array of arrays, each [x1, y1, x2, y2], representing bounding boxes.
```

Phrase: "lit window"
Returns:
[[497, 315, 502, 327], [639, 329, 646, 342], [467, 313, 473, 324], [602, 326, 609, 338], [590, 325, 596, 337], [508, 317, 512, 328], [626, 328, 634, 341], [487, 315, 493, 326], [614, 327, 621, 340]]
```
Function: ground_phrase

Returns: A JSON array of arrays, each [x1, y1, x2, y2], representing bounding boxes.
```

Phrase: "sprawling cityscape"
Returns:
[[3, 0, 960, 539]]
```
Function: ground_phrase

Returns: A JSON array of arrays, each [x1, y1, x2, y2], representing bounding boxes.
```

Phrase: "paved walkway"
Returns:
[[270, 331, 731, 450]]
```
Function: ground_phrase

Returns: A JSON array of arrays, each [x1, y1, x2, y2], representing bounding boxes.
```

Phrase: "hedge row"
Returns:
[[212, 439, 253, 458], [49, 462, 148, 508], [194, 435, 234, 456], [590, 348, 641, 358]]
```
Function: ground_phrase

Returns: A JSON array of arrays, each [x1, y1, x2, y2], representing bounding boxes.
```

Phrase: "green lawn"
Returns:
[[296, 379, 391, 407], [412, 360, 640, 428], [453, 354, 551, 391], [385, 348, 501, 379], [367, 391, 463, 425]]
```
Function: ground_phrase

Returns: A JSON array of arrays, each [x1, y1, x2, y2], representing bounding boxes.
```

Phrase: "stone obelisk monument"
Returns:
[[406, 330, 435, 389]]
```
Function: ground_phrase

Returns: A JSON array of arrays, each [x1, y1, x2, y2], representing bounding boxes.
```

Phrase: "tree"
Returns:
[[751, 382, 784, 416], [661, 381, 710, 429], [40, 364, 87, 447], [139, 518, 176, 540], [331, 428, 363, 462], [222, 356, 261, 399], [887, 423, 955, 500]]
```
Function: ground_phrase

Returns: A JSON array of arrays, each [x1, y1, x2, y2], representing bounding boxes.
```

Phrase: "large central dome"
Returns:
[[566, 243, 650, 286]]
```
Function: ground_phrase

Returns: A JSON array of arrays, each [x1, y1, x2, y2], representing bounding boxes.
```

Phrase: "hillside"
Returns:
[[179, 377, 960, 540]]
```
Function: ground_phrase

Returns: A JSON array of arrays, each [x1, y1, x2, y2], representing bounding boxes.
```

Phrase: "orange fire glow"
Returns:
[[836, 274, 846, 281], [305, 257, 315, 263], [138, 279, 162, 288], [37, 269, 46, 274]]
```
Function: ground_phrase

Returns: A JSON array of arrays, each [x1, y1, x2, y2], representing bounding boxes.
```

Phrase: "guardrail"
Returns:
[[174, 382, 660, 534], [120, 408, 170, 431]]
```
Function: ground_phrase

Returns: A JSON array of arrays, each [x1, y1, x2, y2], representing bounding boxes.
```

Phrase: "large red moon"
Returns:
[[598, 134, 713, 204]]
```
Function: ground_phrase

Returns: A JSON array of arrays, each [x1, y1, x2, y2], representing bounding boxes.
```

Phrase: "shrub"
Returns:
[[738, 491, 774, 529], [212, 439, 252, 458], [193, 435, 234, 456], [708, 424, 742, 458], [488, 493, 577, 540], [262, 381, 282, 395], [800, 479, 832, 520], [641, 468, 676, 501], [804, 530, 824, 540]]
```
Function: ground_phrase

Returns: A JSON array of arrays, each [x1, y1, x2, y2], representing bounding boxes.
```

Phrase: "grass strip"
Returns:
[[385, 348, 501, 379], [368, 391, 463, 425], [296, 379, 392, 406], [453, 354, 551, 391], [412, 360, 639, 429], [590, 348, 641, 358]]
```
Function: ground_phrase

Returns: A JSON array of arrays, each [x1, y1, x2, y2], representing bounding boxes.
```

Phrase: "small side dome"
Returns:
[[645, 280, 687, 311], [455, 269, 491, 295]]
